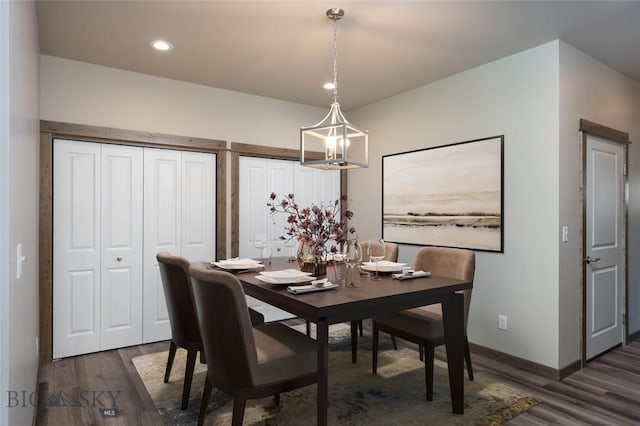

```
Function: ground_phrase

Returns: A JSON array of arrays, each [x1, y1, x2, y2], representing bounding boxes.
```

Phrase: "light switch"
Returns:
[[562, 226, 569, 243], [16, 243, 26, 279]]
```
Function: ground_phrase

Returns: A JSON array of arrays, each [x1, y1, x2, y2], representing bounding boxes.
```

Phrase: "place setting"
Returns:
[[254, 269, 339, 294], [210, 257, 264, 273]]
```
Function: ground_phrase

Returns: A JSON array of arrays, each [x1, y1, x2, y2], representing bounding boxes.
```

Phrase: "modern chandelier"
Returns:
[[300, 8, 369, 170]]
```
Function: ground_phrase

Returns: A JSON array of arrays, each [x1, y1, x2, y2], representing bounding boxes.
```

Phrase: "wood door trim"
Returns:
[[40, 120, 227, 365], [579, 119, 630, 144]]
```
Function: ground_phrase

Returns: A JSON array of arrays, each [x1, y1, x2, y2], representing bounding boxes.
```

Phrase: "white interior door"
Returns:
[[100, 144, 143, 351], [181, 151, 216, 262], [585, 134, 625, 360], [238, 157, 294, 259], [143, 148, 181, 343], [53, 140, 102, 358]]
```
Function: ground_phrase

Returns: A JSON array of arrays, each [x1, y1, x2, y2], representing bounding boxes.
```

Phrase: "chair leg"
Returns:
[[273, 393, 281, 406], [164, 341, 177, 383], [200, 349, 207, 364], [418, 343, 424, 361], [181, 349, 198, 410], [350, 320, 358, 364], [425, 341, 435, 401], [464, 336, 474, 381], [372, 322, 379, 374], [391, 335, 398, 350], [197, 376, 213, 426], [358, 319, 363, 337], [231, 396, 247, 426]]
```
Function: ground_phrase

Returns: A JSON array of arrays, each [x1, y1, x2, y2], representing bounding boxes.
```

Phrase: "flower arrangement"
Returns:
[[267, 192, 356, 268]]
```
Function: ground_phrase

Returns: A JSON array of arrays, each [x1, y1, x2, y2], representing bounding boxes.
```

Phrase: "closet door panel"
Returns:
[[181, 152, 216, 262], [293, 165, 341, 251], [239, 157, 295, 258], [100, 145, 143, 350], [143, 148, 181, 343], [239, 157, 269, 259], [53, 139, 102, 358]]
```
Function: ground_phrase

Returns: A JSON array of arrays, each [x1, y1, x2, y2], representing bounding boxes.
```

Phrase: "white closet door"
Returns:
[[181, 152, 216, 262], [238, 157, 294, 259], [294, 165, 341, 251], [143, 148, 181, 343], [53, 140, 102, 358], [100, 144, 143, 350], [293, 164, 340, 209]]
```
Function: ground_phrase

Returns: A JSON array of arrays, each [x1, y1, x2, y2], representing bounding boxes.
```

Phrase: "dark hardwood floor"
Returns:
[[35, 323, 640, 425]]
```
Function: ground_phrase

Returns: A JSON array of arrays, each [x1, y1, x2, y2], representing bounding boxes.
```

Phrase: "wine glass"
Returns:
[[367, 238, 386, 281], [344, 240, 362, 288], [253, 232, 268, 264], [284, 239, 296, 262]]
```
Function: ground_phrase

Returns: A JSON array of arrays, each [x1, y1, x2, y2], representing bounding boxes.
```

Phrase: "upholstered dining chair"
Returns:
[[371, 246, 475, 401], [156, 252, 205, 410], [352, 240, 400, 339], [359, 240, 399, 263], [188, 263, 318, 426]]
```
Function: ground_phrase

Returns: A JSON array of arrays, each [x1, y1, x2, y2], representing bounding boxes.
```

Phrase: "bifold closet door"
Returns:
[[53, 140, 102, 358], [143, 148, 181, 343], [142, 148, 216, 343], [53, 140, 143, 358], [100, 145, 143, 351]]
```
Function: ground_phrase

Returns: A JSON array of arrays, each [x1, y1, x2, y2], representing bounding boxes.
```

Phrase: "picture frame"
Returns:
[[382, 136, 504, 252]]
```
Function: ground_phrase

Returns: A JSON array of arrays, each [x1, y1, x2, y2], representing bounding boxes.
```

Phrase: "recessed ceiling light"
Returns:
[[151, 40, 173, 51], [323, 82, 335, 90]]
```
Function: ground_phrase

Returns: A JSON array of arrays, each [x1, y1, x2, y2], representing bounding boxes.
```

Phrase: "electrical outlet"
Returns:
[[498, 315, 508, 330]]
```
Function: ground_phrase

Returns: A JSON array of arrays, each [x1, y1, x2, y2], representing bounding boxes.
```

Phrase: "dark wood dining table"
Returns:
[[238, 257, 473, 426]]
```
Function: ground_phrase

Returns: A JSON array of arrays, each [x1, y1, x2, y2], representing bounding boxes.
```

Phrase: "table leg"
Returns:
[[442, 292, 464, 414], [350, 320, 358, 364], [317, 318, 329, 426]]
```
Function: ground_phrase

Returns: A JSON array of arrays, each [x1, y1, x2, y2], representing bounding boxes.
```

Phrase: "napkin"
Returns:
[[392, 270, 431, 280], [287, 282, 339, 294]]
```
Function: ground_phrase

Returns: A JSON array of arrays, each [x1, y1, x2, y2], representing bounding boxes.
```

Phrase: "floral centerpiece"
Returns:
[[267, 192, 356, 275]]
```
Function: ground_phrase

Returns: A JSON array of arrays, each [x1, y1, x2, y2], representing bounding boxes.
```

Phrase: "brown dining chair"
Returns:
[[188, 263, 318, 426], [371, 246, 475, 401], [156, 252, 206, 410], [351, 240, 400, 352]]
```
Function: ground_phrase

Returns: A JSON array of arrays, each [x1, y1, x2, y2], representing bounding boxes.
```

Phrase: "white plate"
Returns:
[[212, 261, 264, 270], [255, 275, 315, 285], [260, 269, 312, 279], [361, 261, 406, 272]]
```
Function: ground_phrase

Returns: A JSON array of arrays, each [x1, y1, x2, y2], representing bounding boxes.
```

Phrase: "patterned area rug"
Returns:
[[133, 324, 538, 425]]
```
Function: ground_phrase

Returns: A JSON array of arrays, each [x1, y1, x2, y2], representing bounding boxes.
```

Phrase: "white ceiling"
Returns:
[[36, 1, 640, 110]]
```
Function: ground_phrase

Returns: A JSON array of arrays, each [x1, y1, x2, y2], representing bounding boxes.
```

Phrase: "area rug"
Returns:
[[133, 324, 538, 425]]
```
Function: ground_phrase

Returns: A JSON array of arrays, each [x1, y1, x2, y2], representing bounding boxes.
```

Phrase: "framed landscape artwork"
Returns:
[[382, 136, 504, 252]]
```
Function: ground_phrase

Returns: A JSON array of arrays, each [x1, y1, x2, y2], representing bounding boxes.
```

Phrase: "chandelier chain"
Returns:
[[332, 15, 338, 104]]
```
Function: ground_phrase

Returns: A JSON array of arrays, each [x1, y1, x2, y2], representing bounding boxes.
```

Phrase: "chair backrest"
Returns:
[[360, 241, 399, 262], [188, 263, 258, 393], [413, 246, 475, 327], [156, 252, 202, 349]]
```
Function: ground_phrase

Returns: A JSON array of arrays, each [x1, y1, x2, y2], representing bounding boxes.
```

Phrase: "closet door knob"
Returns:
[[116, 256, 123, 262]]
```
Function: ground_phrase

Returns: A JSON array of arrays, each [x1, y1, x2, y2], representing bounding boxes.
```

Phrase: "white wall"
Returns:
[[558, 41, 640, 366], [40, 55, 324, 148], [349, 42, 562, 368], [0, 1, 40, 425]]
